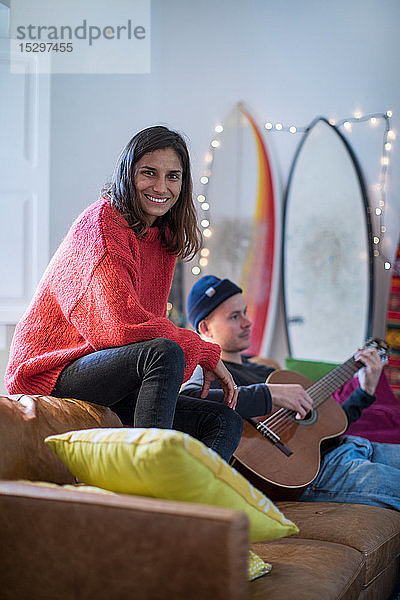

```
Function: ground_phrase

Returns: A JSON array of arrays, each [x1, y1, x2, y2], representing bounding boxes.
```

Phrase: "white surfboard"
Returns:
[[283, 117, 373, 363]]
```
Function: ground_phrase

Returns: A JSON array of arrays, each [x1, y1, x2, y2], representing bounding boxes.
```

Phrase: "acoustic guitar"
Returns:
[[231, 338, 390, 501]]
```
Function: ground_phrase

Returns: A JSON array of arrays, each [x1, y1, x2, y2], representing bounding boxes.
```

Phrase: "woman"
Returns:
[[5, 126, 241, 461]]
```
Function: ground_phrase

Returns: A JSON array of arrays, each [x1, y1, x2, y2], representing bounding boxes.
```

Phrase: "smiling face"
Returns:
[[133, 148, 183, 226]]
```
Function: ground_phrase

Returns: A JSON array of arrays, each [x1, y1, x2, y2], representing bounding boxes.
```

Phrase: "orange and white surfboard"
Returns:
[[198, 102, 281, 357]]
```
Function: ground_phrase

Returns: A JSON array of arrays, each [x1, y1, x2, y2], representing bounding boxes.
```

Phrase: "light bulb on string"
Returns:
[[196, 108, 393, 277], [334, 110, 395, 267]]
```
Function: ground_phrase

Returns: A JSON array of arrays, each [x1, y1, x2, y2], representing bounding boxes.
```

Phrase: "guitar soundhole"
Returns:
[[294, 408, 318, 426], [304, 409, 313, 421]]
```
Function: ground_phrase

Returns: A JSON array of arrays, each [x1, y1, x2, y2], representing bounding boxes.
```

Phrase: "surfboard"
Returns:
[[283, 117, 374, 363], [196, 102, 281, 357], [385, 240, 400, 397]]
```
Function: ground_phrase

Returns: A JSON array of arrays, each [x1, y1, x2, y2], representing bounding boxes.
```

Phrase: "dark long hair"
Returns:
[[103, 126, 201, 261]]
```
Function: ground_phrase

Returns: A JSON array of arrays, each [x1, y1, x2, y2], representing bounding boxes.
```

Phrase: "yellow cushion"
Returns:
[[45, 428, 298, 543], [248, 550, 272, 580]]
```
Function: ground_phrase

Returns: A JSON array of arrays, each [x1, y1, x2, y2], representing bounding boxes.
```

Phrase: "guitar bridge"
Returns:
[[247, 417, 293, 457]]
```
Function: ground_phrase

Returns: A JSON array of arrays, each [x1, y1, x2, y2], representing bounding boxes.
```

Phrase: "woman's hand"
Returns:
[[355, 348, 383, 396], [201, 359, 238, 409], [267, 383, 313, 419]]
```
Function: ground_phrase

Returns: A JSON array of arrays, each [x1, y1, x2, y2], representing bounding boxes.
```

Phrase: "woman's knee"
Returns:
[[152, 337, 185, 360], [147, 338, 185, 373]]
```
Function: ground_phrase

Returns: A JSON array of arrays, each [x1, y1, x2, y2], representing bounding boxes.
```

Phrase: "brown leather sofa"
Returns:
[[1, 394, 399, 600]]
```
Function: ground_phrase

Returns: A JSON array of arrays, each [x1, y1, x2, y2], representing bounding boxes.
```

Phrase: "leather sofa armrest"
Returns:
[[0, 481, 249, 600]]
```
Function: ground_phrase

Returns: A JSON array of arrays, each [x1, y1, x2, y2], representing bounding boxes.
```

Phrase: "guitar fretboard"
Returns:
[[308, 357, 363, 407], [261, 338, 388, 430]]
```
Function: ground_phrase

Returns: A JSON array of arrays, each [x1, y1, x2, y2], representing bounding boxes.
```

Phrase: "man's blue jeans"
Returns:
[[52, 337, 242, 462], [299, 435, 400, 511]]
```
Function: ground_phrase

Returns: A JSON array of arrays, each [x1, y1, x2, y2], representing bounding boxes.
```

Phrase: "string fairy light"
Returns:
[[333, 110, 394, 266], [191, 110, 395, 276], [191, 123, 224, 275]]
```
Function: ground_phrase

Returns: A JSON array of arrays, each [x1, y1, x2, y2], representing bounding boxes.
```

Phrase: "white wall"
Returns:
[[2, 0, 399, 390], [49, 0, 400, 250]]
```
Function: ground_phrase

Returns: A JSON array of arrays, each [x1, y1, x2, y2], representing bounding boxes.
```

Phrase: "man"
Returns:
[[181, 275, 400, 511]]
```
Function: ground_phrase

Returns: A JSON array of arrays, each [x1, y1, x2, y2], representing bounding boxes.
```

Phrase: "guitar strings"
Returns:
[[310, 359, 360, 407], [255, 342, 387, 439], [258, 357, 362, 436]]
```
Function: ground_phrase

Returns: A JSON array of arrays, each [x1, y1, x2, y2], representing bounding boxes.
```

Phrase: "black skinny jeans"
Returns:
[[52, 338, 242, 462]]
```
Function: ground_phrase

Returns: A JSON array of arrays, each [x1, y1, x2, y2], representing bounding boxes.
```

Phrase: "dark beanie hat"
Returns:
[[187, 275, 242, 331]]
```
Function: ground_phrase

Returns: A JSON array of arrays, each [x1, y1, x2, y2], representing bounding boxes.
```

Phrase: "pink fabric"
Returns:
[[334, 370, 400, 444]]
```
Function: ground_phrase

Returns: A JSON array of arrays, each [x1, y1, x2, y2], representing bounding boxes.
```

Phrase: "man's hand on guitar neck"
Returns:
[[355, 348, 383, 396], [267, 383, 314, 420]]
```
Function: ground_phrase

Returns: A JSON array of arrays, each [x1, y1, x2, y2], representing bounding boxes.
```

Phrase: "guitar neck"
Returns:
[[307, 357, 363, 407]]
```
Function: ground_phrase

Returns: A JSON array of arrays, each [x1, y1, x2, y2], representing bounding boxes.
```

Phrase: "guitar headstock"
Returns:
[[363, 338, 390, 365]]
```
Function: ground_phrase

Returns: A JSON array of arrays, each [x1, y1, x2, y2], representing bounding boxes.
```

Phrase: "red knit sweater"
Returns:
[[5, 197, 220, 394]]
